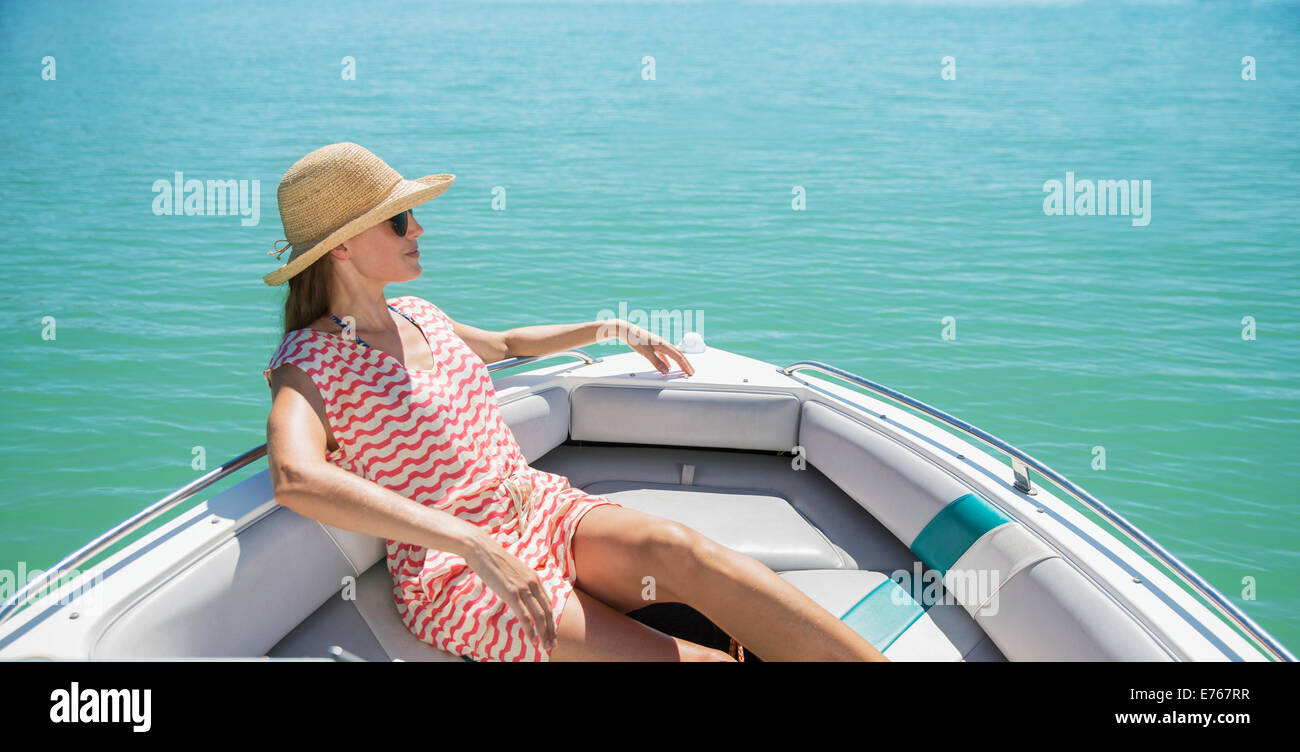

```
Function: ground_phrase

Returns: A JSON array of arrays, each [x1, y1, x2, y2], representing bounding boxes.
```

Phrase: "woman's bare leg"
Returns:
[[570, 505, 890, 662], [548, 585, 734, 662]]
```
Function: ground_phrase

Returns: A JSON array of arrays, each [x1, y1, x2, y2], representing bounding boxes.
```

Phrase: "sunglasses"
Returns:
[[390, 209, 414, 237]]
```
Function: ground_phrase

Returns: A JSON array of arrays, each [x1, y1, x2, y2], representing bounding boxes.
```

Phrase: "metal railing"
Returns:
[[778, 359, 1295, 663], [0, 349, 600, 628]]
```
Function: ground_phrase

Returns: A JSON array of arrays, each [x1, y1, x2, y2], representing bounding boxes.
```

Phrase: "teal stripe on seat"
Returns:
[[910, 493, 1013, 575], [839, 577, 925, 652]]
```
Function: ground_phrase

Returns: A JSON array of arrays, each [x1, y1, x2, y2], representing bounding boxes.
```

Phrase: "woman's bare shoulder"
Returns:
[[301, 314, 341, 334]]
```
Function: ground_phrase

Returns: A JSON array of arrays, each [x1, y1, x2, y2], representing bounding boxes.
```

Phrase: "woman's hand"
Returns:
[[620, 322, 696, 377], [464, 533, 557, 652]]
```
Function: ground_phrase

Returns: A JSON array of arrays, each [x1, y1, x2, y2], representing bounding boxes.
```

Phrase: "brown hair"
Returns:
[[282, 252, 336, 334]]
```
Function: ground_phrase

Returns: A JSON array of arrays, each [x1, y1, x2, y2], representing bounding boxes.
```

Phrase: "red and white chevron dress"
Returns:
[[263, 295, 621, 661]]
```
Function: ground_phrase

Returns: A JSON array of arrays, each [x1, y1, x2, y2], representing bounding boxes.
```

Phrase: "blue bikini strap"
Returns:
[[329, 304, 419, 349]]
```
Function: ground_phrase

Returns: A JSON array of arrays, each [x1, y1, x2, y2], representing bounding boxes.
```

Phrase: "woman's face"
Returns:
[[332, 209, 425, 283]]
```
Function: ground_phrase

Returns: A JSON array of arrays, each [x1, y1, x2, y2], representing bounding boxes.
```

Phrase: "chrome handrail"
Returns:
[[481, 349, 601, 373], [0, 349, 600, 628], [778, 360, 1295, 663]]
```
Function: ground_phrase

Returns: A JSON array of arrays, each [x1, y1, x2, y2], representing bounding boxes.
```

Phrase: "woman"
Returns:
[[261, 142, 889, 662]]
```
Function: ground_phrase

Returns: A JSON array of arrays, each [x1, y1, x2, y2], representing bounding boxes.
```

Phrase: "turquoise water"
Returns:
[[1, 0, 1297, 652]]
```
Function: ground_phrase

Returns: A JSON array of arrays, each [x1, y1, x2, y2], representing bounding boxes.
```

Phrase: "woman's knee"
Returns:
[[641, 519, 722, 580]]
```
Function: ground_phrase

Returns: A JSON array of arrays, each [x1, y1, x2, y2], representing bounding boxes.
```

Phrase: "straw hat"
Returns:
[[262, 142, 454, 286]]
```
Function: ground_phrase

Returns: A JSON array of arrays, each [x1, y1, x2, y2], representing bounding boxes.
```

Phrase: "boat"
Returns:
[[1, 334, 1290, 662]]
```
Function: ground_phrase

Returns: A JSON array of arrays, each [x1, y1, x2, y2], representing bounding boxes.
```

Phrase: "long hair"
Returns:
[[282, 252, 336, 334]]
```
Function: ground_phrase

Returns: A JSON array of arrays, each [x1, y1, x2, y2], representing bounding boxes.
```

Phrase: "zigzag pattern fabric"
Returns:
[[264, 295, 621, 661]]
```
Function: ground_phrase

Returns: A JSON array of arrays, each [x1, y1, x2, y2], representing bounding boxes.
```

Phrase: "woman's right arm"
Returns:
[[265, 363, 557, 651]]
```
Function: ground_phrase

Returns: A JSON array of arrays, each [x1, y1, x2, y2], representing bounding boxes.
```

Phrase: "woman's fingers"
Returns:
[[644, 345, 693, 376], [625, 325, 694, 376], [506, 591, 540, 645], [529, 578, 556, 649], [513, 589, 549, 650], [505, 579, 554, 650], [466, 535, 561, 655], [658, 345, 695, 376]]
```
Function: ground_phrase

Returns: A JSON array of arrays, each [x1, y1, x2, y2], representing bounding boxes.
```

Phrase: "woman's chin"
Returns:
[[397, 263, 422, 282]]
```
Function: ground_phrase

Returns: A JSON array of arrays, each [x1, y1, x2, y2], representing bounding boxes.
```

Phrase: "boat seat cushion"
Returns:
[[777, 569, 1002, 661], [91, 504, 360, 659], [570, 385, 801, 452], [798, 400, 973, 547], [270, 563, 465, 662], [498, 386, 569, 464], [912, 495, 1171, 660], [580, 480, 851, 571], [799, 401, 1173, 661]]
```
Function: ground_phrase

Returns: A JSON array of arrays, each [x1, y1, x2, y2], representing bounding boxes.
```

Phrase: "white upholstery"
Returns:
[[944, 521, 1058, 618], [798, 401, 970, 545], [348, 564, 462, 661], [498, 387, 570, 463], [776, 569, 998, 661], [268, 584, 392, 661], [798, 399, 1173, 662], [268, 564, 464, 662], [92, 506, 357, 658], [570, 385, 801, 452], [319, 521, 386, 579], [536, 444, 917, 573], [581, 480, 851, 571], [975, 557, 1172, 661], [82, 384, 1171, 662]]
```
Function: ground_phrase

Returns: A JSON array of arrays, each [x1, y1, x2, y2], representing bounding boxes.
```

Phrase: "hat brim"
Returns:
[[262, 173, 455, 286]]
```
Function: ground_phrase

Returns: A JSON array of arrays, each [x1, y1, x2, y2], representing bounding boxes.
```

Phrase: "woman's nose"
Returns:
[[409, 214, 424, 238]]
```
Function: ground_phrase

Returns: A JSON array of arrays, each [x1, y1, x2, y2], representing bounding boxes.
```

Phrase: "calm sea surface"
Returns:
[[1, 0, 1297, 651]]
